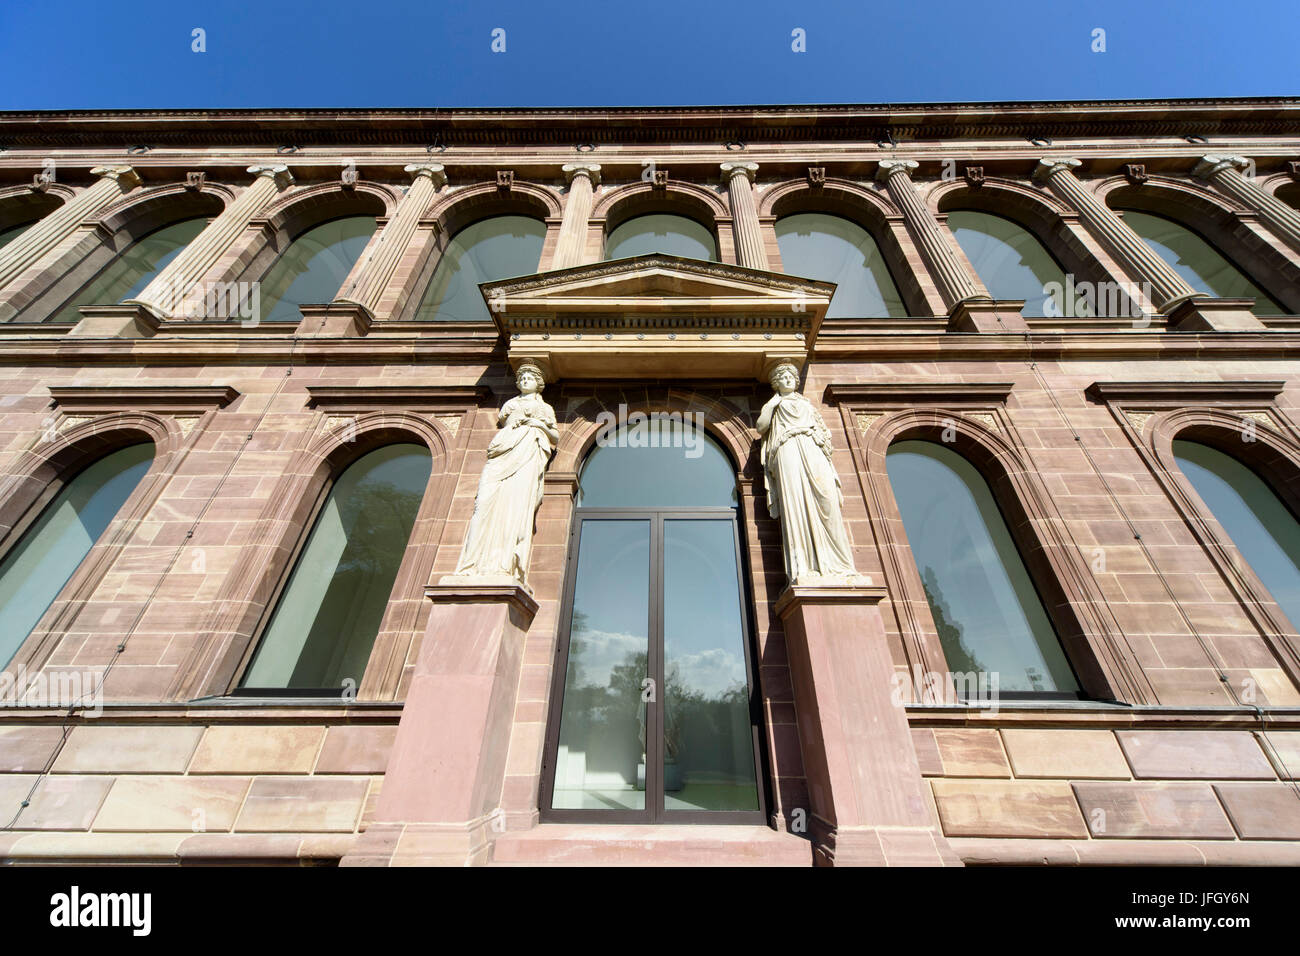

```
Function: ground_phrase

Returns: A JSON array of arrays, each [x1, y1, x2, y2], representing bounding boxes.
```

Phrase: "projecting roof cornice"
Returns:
[[484, 253, 834, 381], [2, 98, 1299, 147]]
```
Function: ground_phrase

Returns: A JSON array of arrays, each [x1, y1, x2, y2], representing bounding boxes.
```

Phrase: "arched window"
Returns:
[[605, 214, 717, 262], [238, 443, 431, 693], [775, 212, 906, 318], [886, 440, 1080, 696], [413, 215, 546, 322], [0, 219, 36, 250], [543, 420, 763, 821], [947, 210, 1083, 317], [51, 218, 208, 323], [258, 215, 377, 324], [0, 443, 154, 668], [1120, 210, 1284, 316], [1173, 439, 1300, 629]]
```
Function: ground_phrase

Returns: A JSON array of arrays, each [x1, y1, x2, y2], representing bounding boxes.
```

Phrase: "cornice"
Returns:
[[305, 384, 492, 411], [46, 384, 240, 413], [824, 381, 1015, 405], [1085, 380, 1286, 404], [3, 98, 1299, 148]]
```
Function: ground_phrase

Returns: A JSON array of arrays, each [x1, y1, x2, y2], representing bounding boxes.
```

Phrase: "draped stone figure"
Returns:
[[756, 363, 864, 586], [452, 362, 558, 590]]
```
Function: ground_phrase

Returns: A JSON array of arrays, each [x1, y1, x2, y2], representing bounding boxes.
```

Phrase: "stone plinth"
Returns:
[[68, 303, 162, 338], [295, 302, 373, 337], [1165, 296, 1267, 332], [947, 297, 1029, 333], [775, 584, 961, 867], [340, 582, 537, 866]]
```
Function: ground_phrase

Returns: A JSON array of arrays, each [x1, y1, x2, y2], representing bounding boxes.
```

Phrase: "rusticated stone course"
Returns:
[[0, 100, 1298, 864]]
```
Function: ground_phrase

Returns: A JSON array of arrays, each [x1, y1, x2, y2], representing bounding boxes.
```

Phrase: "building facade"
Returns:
[[1, 100, 1299, 865]]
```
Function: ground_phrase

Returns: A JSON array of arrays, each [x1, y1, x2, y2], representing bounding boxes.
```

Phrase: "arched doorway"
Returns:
[[540, 418, 766, 823]]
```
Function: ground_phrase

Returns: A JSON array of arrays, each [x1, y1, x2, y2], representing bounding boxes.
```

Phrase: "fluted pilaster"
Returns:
[[1195, 154, 1300, 255], [721, 161, 767, 269], [0, 165, 141, 291], [1034, 157, 1196, 310], [336, 164, 445, 317], [129, 165, 293, 318], [552, 163, 600, 269], [875, 159, 983, 305]]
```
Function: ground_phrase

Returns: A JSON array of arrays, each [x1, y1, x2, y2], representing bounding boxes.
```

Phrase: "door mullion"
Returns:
[[648, 512, 664, 823]]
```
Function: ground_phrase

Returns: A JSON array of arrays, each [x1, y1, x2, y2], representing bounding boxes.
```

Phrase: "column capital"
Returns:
[[404, 163, 447, 187], [1033, 157, 1082, 182], [1194, 154, 1251, 179], [562, 163, 601, 186], [720, 161, 758, 183], [246, 164, 294, 188], [89, 165, 141, 188], [875, 159, 918, 181]]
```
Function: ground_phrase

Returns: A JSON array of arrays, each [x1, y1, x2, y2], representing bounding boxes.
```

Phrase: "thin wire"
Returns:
[[992, 309, 1299, 797], [3, 340, 298, 830]]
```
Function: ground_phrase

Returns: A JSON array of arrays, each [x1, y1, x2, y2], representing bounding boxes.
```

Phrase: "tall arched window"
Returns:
[[947, 210, 1082, 317], [886, 440, 1080, 696], [775, 213, 906, 318], [1120, 210, 1284, 316], [542, 419, 763, 822], [0, 219, 36, 250], [52, 218, 208, 323], [258, 215, 377, 324], [0, 443, 154, 668], [1173, 439, 1300, 629], [238, 443, 431, 693], [413, 216, 546, 322], [605, 214, 717, 261]]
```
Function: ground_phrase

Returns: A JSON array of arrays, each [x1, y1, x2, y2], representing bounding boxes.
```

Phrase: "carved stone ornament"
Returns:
[[447, 362, 558, 591], [757, 363, 868, 586]]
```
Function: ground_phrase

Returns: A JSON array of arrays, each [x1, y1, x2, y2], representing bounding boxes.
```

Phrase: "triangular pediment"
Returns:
[[483, 253, 835, 325], [484, 254, 835, 382]]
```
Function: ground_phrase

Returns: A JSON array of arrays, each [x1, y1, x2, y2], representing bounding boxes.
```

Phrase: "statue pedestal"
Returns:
[[775, 584, 960, 867], [341, 582, 537, 867]]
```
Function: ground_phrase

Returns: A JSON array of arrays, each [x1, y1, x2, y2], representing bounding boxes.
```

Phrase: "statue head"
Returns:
[[769, 363, 800, 396], [516, 362, 546, 395]]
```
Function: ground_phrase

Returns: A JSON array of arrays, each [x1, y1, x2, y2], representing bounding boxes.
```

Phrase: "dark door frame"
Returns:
[[539, 505, 769, 824]]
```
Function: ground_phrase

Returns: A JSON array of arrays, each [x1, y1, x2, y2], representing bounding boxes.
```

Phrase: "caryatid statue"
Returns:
[[756, 363, 865, 586], [452, 362, 559, 590]]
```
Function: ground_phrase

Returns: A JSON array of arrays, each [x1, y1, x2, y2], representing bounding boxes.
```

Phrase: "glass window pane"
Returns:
[[1174, 440, 1300, 629], [887, 440, 1080, 694], [947, 210, 1080, 318], [52, 218, 207, 324], [551, 519, 651, 810], [0, 220, 35, 250], [577, 420, 737, 508], [663, 519, 758, 811], [258, 215, 377, 324], [1122, 210, 1284, 316], [241, 443, 431, 691], [775, 212, 906, 318], [605, 214, 717, 261], [0, 443, 154, 667], [413, 216, 545, 322]]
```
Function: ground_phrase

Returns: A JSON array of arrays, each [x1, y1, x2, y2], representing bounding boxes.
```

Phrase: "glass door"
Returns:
[[541, 509, 765, 824]]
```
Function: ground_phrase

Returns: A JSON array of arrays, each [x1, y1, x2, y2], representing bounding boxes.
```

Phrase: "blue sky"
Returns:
[[1, 0, 1296, 110]]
